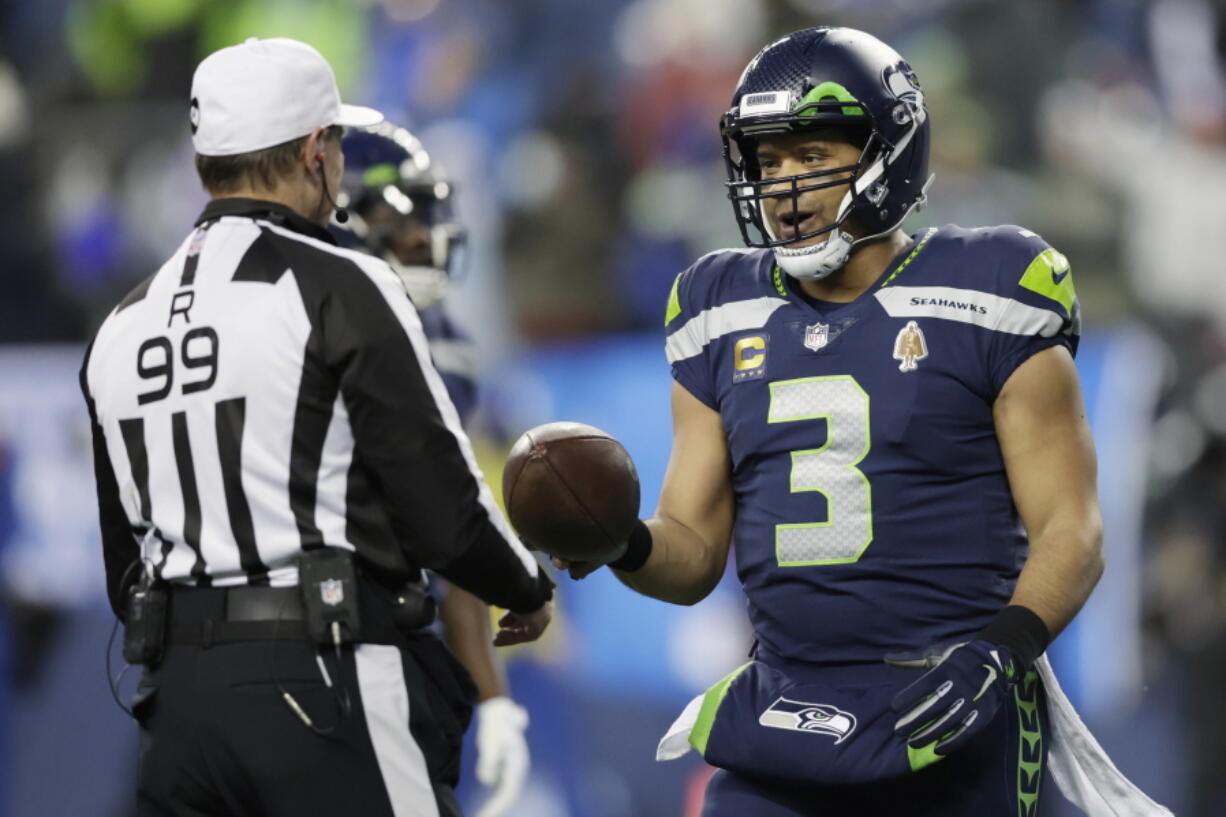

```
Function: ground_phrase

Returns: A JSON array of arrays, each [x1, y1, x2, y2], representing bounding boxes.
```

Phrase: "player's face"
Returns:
[[363, 202, 432, 268], [755, 130, 862, 247]]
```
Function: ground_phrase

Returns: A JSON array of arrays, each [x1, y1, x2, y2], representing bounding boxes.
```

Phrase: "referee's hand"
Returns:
[[493, 600, 553, 647]]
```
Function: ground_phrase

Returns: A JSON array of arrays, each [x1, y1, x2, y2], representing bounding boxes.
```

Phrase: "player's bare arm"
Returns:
[[555, 382, 734, 605], [994, 344, 1105, 638], [439, 584, 511, 692], [620, 382, 736, 604]]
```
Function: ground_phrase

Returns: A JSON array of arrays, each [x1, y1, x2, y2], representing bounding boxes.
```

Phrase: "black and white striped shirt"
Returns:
[[81, 198, 550, 616]]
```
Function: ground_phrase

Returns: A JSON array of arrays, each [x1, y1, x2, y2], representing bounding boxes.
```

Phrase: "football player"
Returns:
[[336, 124, 529, 817], [557, 28, 1103, 816]]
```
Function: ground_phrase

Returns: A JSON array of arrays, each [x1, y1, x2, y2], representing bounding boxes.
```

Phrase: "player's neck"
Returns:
[[795, 230, 913, 303]]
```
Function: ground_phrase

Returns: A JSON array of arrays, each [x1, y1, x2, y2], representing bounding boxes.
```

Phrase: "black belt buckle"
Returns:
[[225, 587, 304, 622]]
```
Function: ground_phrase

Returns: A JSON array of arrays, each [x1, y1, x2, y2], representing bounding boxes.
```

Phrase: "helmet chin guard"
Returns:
[[770, 168, 933, 282], [774, 230, 854, 281]]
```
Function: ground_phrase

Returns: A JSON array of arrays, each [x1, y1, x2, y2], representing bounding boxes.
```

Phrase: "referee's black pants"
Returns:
[[132, 633, 474, 817]]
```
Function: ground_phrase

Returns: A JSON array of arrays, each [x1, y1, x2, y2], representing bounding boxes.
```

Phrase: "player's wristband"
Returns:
[[608, 519, 653, 573], [975, 605, 1051, 671]]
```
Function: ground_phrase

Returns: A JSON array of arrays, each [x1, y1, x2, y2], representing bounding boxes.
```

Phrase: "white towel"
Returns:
[[1037, 656, 1174, 817], [656, 657, 1176, 817], [656, 691, 703, 761]]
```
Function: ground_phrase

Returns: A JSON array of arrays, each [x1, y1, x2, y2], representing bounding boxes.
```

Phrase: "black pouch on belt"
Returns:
[[391, 581, 437, 633], [122, 574, 168, 666], [299, 548, 362, 645]]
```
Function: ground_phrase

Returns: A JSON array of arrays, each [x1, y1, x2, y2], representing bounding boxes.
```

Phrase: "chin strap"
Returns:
[[774, 230, 855, 281]]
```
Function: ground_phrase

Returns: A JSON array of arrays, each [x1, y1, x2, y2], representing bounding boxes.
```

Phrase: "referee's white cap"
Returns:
[[190, 37, 383, 157]]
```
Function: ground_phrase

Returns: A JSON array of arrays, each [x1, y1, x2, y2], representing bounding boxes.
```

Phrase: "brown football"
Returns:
[[502, 422, 640, 564]]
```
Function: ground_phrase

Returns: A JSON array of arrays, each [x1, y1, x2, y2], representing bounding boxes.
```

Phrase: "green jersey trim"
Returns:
[[1018, 247, 1075, 315], [1015, 669, 1043, 817], [666, 296, 789, 364], [879, 227, 938, 288], [665, 273, 684, 326], [688, 662, 752, 756]]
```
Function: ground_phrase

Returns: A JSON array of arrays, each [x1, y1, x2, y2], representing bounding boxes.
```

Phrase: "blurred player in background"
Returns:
[[554, 27, 1166, 816], [335, 123, 530, 817]]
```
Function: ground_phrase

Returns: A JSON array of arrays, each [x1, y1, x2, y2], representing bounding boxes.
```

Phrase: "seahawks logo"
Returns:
[[759, 697, 858, 743], [882, 63, 925, 125]]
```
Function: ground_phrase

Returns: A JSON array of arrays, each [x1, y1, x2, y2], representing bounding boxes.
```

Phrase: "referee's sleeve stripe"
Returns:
[[347, 258, 539, 578]]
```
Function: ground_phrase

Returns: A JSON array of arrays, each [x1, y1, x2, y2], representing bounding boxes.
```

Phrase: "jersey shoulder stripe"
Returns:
[[874, 286, 1066, 337], [665, 247, 773, 328], [666, 296, 790, 364], [664, 247, 783, 365], [879, 224, 1079, 340]]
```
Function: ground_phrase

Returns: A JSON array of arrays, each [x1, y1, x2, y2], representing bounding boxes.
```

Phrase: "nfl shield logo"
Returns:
[[804, 322, 829, 351], [320, 579, 345, 607], [187, 227, 207, 257]]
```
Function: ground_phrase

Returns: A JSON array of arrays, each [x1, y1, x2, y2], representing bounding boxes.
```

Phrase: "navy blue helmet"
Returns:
[[720, 28, 932, 279], [337, 123, 466, 306]]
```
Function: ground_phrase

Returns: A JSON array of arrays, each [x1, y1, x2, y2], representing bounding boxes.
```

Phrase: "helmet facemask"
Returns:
[[723, 119, 883, 280], [720, 30, 933, 282]]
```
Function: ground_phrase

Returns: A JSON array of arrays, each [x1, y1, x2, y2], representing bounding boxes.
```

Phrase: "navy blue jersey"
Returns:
[[665, 225, 1079, 666], [418, 304, 479, 424]]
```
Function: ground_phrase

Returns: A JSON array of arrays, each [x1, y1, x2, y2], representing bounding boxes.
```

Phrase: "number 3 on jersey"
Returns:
[[767, 376, 872, 566]]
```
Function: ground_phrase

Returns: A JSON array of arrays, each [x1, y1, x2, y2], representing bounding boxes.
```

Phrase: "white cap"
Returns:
[[190, 37, 383, 157]]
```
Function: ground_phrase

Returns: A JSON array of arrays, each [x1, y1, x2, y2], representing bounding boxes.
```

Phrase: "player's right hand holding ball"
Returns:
[[502, 422, 646, 580]]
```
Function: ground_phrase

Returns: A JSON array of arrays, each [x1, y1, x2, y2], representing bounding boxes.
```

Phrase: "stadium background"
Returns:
[[1, 0, 1224, 815]]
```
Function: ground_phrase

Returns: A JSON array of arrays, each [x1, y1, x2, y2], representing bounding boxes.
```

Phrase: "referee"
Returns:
[[80, 38, 553, 817]]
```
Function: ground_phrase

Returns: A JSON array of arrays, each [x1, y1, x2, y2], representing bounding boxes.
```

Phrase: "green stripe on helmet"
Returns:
[[362, 163, 400, 188], [795, 81, 865, 118]]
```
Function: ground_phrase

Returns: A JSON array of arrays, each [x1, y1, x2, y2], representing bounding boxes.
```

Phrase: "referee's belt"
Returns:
[[165, 584, 430, 647]]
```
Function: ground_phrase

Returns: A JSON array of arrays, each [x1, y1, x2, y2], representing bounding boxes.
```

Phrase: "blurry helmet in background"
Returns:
[[337, 123, 466, 307], [720, 27, 933, 280]]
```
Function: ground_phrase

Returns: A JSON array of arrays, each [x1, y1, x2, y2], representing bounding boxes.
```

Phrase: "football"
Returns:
[[502, 422, 640, 564]]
